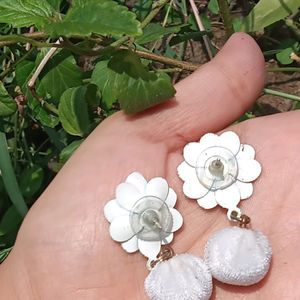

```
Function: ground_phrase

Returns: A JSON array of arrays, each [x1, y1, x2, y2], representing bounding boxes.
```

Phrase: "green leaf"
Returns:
[[0, 0, 56, 29], [135, 23, 182, 45], [19, 165, 44, 199], [58, 86, 90, 136], [0, 206, 22, 236], [47, 0, 62, 10], [276, 48, 295, 64], [46, 0, 142, 37], [170, 31, 207, 46], [28, 97, 60, 128], [107, 50, 176, 114], [59, 139, 83, 164], [91, 60, 116, 109], [208, 0, 219, 14], [133, 0, 152, 20], [15, 60, 36, 91], [0, 82, 17, 117], [276, 40, 299, 65], [0, 133, 28, 217], [232, 18, 242, 32], [240, 0, 300, 32], [39, 51, 83, 101], [85, 84, 101, 109], [189, 14, 211, 31], [15, 60, 59, 128]]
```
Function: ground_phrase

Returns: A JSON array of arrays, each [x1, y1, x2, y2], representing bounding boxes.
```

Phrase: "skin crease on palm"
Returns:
[[0, 32, 300, 300]]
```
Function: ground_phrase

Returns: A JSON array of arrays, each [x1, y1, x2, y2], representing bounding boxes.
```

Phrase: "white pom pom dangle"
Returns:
[[177, 131, 272, 287], [104, 172, 213, 300], [205, 209, 272, 286]]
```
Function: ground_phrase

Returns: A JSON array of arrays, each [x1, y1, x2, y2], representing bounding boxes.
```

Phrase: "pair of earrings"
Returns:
[[104, 131, 272, 300]]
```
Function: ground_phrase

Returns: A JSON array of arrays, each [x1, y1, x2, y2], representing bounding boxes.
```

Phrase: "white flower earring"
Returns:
[[178, 131, 272, 287], [104, 172, 213, 300]]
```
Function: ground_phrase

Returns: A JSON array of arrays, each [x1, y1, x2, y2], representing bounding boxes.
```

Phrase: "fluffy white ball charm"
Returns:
[[178, 131, 272, 287], [145, 253, 212, 300], [104, 172, 213, 300], [204, 225, 272, 286]]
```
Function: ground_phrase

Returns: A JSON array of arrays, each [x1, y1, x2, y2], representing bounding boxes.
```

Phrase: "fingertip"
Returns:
[[212, 32, 266, 100]]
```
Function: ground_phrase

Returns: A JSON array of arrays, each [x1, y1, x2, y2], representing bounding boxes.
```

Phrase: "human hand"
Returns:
[[1, 33, 299, 300]]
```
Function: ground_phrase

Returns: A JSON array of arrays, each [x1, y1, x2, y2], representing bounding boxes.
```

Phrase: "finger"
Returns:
[[126, 32, 266, 143]]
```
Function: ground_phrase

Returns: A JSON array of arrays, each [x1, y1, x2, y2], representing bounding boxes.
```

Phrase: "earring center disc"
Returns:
[[129, 196, 173, 241], [196, 146, 238, 191]]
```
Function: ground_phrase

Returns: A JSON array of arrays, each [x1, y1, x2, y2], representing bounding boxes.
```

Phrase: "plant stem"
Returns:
[[30, 88, 59, 115], [267, 67, 300, 72], [141, 0, 170, 28], [133, 49, 198, 71], [0, 34, 58, 48], [263, 88, 300, 102], [217, 0, 234, 39], [188, 0, 213, 59], [156, 67, 183, 72], [27, 39, 60, 115], [28, 39, 61, 89]]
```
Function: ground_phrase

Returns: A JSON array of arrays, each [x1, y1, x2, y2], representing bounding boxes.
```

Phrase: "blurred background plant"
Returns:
[[0, 0, 299, 261]]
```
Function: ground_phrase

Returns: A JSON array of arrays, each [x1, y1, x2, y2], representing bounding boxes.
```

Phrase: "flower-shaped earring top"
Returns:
[[104, 172, 183, 260], [177, 131, 261, 218]]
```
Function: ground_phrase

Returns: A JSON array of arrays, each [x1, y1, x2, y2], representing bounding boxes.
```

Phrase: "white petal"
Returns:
[[146, 177, 169, 200], [138, 240, 161, 259], [165, 188, 177, 207], [116, 182, 141, 210], [197, 192, 218, 209], [218, 131, 240, 155], [162, 233, 174, 245], [215, 184, 241, 209], [104, 199, 128, 223], [170, 208, 183, 232], [236, 181, 253, 199], [109, 215, 134, 242], [237, 159, 262, 182], [183, 179, 208, 199], [177, 161, 195, 181], [126, 172, 147, 194], [237, 144, 255, 160], [183, 142, 203, 167], [199, 132, 219, 147], [121, 236, 138, 253]]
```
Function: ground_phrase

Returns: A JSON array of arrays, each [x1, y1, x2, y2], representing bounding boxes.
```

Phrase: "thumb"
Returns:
[[126, 32, 266, 143]]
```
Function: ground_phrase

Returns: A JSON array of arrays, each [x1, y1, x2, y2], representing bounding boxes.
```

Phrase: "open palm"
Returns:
[[0, 33, 299, 300]]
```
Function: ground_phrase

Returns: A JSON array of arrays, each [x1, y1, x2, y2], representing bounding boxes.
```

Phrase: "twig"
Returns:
[[141, 0, 170, 28], [30, 88, 59, 115], [188, 0, 213, 60], [28, 39, 61, 89], [25, 27, 35, 51], [263, 88, 300, 102], [28, 39, 61, 115], [0, 33, 52, 48], [217, 0, 234, 39], [133, 49, 199, 71], [156, 67, 183, 73], [267, 67, 300, 72]]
